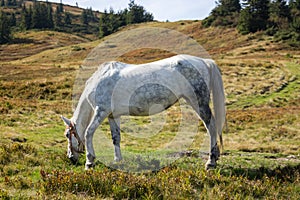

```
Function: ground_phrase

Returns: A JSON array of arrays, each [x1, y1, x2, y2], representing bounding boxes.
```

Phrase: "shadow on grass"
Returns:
[[220, 163, 300, 181], [11, 38, 35, 44]]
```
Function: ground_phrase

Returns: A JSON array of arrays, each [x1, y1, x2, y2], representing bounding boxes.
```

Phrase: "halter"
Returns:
[[66, 122, 85, 154]]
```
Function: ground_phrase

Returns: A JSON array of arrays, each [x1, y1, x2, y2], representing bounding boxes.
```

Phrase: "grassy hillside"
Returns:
[[0, 20, 299, 199], [1, 0, 101, 41]]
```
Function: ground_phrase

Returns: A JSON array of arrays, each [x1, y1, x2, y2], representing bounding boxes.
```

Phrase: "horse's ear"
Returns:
[[61, 115, 71, 126]]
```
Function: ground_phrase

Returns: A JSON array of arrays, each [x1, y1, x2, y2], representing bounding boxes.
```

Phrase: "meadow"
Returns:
[[0, 21, 299, 199]]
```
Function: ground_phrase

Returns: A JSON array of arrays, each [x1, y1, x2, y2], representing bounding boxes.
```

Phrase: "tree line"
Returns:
[[0, 0, 153, 44], [0, 0, 73, 44], [99, 0, 154, 38], [203, 0, 300, 45]]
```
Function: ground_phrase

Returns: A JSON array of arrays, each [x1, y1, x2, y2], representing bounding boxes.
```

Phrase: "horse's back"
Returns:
[[82, 55, 213, 111]]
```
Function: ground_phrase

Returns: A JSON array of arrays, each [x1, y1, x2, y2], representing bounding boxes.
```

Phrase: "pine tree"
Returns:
[[31, 1, 39, 28], [127, 0, 143, 24], [40, 3, 49, 28], [6, 0, 12, 6], [290, 0, 300, 32], [99, 1, 153, 38], [87, 7, 95, 22], [238, 7, 253, 34], [46, 2, 54, 28], [64, 12, 71, 25], [99, 9, 109, 38], [0, 9, 11, 44], [238, 0, 270, 34], [21, 4, 32, 30], [32, 1, 46, 29], [203, 0, 241, 27], [269, 0, 290, 30], [118, 8, 128, 27], [108, 7, 120, 33], [127, 0, 153, 24], [54, 5, 62, 27], [9, 12, 16, 26], [58, 0, 64, 13], [81, 9, 88, 25], [217, 0, 241, 14]]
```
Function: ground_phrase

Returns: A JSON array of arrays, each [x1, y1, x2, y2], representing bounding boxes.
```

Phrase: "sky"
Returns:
[[40, 0, 216, 22]]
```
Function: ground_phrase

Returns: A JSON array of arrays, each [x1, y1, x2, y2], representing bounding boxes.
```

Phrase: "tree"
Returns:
[[31, 1, 41, 28], [108, 7, 120, 33], [290, 0, 300, 32], [46, 2, 54, 28], [9, 12, 16, 26], [269, 0, 290, 30], [203, 0, 241, 27], [99, 1, 153, 38], [118, 8, 128, 27], [238, 0, 270, 34], [21, 4, 32, 30], [30, 1, 51, 29], [58, 0, 64, 13], [0, 9, 11, 44], [81, 9, 88, 25], [64, 12, 71, 25], [54, 5, 63, 27], [216, 0, 241, 14], [99, 9, 109, 38], [5, 0, 17, 7], [237, 7, 254, 34], [127, 0, 153, 24], [86, 7, 95, 22]]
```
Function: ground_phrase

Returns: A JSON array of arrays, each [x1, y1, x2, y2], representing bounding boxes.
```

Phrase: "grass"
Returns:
[[226, 62, 300, 109], [0, 21, 299, 199]]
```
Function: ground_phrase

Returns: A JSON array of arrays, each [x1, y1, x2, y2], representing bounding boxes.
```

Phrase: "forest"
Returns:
[[0, 0, 153, 44], [1, 0, 300, 45], [203, 0, 300, 46]]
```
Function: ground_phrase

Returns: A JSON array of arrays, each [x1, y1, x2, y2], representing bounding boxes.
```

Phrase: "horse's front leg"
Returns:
[[108, 117, 122, 162], [85, 107, 107, 170]]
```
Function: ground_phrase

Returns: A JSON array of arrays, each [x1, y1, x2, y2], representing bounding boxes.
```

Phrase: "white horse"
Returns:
[[61, 54, 226, 170]]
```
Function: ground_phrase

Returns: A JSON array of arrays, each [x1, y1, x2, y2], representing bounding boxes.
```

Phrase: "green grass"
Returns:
[[225, 62, 300, 109], [0, 22, 300, 199], [0, 104, 299, 199], [4, 146, 294, 200]]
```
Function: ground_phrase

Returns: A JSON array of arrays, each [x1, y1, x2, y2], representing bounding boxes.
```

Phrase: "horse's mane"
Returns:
[[98, 61, 127, 76]]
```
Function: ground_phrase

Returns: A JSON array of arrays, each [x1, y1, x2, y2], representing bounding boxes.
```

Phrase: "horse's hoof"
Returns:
[[114, 157, 123, 162], [85, 163, 95, 170], [205, 162, 216, 171]]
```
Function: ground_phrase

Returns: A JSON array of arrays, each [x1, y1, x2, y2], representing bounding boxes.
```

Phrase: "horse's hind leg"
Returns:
[[202, 107, 220, 170], [192, 103, 220, 170], [108, 117, 122, 162]]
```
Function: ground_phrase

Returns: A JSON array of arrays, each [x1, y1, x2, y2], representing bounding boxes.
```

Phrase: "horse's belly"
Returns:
[[125, 83, 178, 116], [128, 102, 174, 116]]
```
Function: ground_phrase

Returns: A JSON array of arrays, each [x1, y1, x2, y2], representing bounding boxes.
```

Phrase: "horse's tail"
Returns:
[[208, 60, 226, 151]]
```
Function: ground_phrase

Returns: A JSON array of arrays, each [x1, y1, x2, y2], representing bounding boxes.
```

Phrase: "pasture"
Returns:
[[0, 21, 299, 199]]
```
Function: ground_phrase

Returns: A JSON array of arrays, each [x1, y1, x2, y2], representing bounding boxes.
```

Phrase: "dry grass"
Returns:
[[0, 21, 299, 199]]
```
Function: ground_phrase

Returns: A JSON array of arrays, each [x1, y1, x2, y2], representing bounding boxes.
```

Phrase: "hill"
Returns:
[[0, 0, 101, 41], [0, 0, 154, 43], [0, 20, 299, 199]]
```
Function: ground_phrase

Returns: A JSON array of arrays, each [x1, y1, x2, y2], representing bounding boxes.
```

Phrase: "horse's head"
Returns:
[[61, 116, 84, 164]]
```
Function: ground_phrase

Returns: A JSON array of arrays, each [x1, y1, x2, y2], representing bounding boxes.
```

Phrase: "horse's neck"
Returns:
[[71, 98, 93, 141]]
